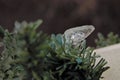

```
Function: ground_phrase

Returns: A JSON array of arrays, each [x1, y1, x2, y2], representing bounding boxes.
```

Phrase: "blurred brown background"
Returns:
[[0, 0, 120, 46]]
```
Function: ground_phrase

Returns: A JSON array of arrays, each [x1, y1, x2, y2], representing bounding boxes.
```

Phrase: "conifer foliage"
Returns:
[[0, 20, 109, 80]]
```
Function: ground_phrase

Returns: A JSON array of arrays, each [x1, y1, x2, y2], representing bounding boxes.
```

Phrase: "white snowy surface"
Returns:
[[95, 43, 120, 80]]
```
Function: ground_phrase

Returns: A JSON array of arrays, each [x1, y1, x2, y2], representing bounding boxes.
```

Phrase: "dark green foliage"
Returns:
[[95, 32, 120, 48], [0, 20, 109, 80], [0, 29, 24, 80], [13, 20, 50, 80], [47, 34, 109, 80], [0, 20, 49, 80]]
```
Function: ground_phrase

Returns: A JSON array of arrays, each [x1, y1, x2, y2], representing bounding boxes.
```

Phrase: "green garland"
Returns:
[[95, 32, 120, 48], [0, 20, 109, 80]]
